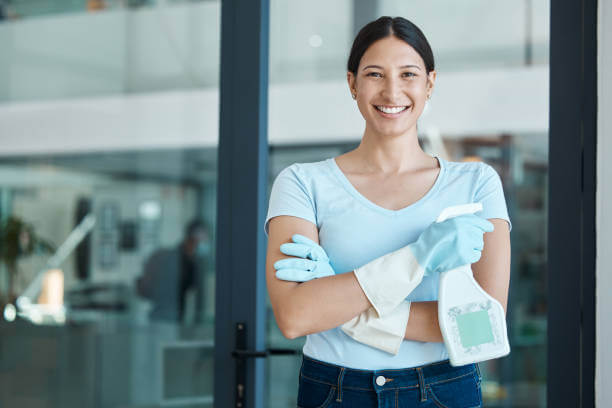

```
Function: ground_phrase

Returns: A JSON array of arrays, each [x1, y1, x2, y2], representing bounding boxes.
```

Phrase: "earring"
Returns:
[[427, 94, 431, 100], [352, 93, 357, 100]]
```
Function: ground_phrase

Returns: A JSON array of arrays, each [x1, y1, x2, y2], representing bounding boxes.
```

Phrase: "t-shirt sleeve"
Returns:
[[474, 163, 512, 231], [264, 164, 317, 236]]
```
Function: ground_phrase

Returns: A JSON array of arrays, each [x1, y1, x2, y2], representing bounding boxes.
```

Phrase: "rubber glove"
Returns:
[[354, 213, 494, 317], [274, 234, 335, 281], [274, 234, 411, 354], [340, 301, 412, 355]]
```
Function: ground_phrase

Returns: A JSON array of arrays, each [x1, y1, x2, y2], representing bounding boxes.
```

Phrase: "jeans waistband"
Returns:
[[300, 355, 480, 392]]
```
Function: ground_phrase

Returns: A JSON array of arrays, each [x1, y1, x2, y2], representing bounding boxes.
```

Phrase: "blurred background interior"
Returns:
[[0, 0, 548, 407]]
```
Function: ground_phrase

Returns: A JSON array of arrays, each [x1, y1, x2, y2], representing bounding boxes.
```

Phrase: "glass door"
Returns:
[[0, 1, 220, 406]]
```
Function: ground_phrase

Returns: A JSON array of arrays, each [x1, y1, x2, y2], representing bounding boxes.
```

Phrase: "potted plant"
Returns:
[[0, 216, 54, 305]]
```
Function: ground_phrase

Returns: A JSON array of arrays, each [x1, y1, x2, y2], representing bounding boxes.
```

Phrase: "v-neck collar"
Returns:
[[327, 155, 446, 216]]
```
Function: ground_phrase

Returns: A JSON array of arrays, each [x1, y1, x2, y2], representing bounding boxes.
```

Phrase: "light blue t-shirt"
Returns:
[[265, 156, 511, 370]]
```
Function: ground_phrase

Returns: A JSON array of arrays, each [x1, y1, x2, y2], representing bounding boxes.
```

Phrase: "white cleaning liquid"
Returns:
[[436, 203, 510, 366]]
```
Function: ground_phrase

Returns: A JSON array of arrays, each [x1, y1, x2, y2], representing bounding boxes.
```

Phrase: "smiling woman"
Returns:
[[265, 16, 511, 408]]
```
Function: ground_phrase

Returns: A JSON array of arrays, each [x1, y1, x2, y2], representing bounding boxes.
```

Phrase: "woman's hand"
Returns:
[[274, 234, 336, 282], [409, 214, 494, 275], [266, 217, 371, 338]]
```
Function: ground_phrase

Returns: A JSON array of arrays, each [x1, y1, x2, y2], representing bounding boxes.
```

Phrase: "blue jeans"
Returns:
[[297, 356, 482, 408]]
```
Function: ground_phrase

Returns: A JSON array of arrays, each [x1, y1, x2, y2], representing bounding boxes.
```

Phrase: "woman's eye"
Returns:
[[402, 72, 416, 78], [366, 72, 382, 78]]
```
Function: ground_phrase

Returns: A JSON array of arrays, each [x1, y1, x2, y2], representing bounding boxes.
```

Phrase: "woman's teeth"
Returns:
[[375, 105, 408, 114]]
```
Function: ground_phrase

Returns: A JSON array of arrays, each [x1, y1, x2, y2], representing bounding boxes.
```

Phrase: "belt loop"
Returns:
[[336, 367, 345, 402], [416, 367, 427, 402]]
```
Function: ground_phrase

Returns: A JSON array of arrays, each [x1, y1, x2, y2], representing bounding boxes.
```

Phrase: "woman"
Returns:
[[265, 16, 511, 408]]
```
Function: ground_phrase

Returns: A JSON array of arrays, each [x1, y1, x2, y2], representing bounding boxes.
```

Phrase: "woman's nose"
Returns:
[[381, 76, 403, 101]]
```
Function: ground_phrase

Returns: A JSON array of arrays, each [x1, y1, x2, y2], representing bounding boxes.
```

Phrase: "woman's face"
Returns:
[[347, 35, 436, 138]]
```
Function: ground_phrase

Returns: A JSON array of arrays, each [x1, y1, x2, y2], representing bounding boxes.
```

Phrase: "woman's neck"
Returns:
[[350, 126, 433, 175]]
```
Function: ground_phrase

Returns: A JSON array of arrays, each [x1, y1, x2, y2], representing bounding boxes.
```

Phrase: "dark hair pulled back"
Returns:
[[347, 16, 435, 75]]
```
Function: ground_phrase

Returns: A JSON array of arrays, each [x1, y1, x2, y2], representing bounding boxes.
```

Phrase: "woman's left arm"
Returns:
[[404, 218, 511, 342]]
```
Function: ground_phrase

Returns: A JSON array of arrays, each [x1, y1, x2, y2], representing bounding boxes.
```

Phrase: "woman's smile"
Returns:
[[374, 104, 412, 117]]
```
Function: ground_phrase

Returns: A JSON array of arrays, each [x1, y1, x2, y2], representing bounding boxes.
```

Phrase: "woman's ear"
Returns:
[[426, 70, 437, 94], [347, 71, 357, 98]]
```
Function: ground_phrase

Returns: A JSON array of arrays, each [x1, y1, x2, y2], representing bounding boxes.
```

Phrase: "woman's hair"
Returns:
[[347, 16, 435, 75]]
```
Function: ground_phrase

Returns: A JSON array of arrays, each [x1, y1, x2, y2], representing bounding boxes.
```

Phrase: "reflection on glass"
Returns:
[[136, 219, 211, 323], [0, 0, 219, 405], [0, 148, 218, 407]]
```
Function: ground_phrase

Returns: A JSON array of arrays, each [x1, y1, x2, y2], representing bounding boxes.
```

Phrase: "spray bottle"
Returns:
[[436, 203, 510, 366]]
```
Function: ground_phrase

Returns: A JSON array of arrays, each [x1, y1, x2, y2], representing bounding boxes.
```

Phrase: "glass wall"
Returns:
[[0, 1, 219, 407], [266, 1, 549, 407]]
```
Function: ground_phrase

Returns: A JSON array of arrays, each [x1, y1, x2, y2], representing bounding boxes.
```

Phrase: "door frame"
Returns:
[[214, 1, 270, 408], [548, 0, 597, 407]]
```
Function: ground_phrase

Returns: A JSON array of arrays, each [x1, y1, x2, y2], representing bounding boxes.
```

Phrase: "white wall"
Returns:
[[597, 0, 612, 406]]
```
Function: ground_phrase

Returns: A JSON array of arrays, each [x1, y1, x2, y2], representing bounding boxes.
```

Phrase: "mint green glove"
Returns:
[[411, 214, 493, 275], [274, 234, 335, 282]]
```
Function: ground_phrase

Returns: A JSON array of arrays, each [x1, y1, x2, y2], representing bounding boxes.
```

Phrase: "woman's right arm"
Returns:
[[266, 215, 372, 339]]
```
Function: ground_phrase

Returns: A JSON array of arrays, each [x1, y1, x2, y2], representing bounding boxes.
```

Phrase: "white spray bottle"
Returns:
[[436, 203, 510, 366]]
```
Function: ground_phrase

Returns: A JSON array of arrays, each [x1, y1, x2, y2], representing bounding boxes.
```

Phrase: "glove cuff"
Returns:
[[354, 245, 425, 317], [341, 301, 412, 355]]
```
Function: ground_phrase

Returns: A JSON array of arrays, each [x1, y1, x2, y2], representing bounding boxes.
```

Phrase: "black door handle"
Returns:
[[232, 322, 300, 408]]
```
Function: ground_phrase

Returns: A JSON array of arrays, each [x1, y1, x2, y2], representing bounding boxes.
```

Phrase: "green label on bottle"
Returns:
[[456, 310, 494, 348]]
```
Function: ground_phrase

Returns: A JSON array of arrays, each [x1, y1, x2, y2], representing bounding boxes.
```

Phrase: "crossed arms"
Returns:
[[265, 215, 510, 342]]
